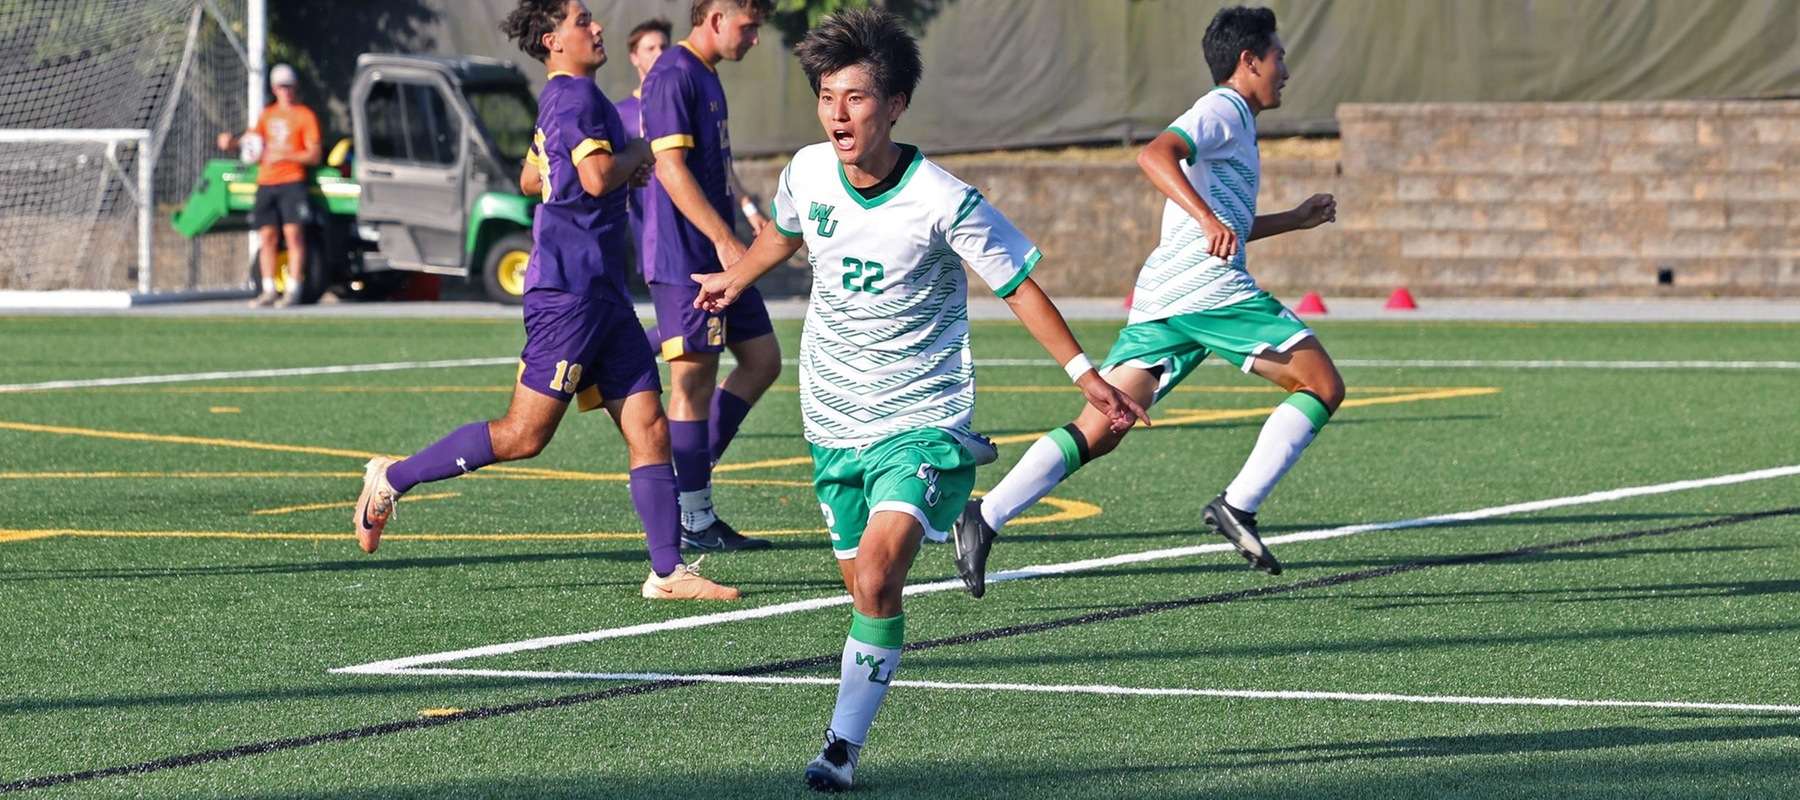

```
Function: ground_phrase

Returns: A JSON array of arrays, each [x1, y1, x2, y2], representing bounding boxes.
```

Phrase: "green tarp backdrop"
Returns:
[[289, 0, 1800, 154]]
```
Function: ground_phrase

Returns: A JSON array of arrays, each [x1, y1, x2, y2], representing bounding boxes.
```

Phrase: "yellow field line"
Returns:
[[73, 383, 1449, 395], [0, 470, 812, 488], [254, 491, 461, 516], [0, 471, 365, 479], [989, 387, 1499, 446], [0, 497, 1097, 544]]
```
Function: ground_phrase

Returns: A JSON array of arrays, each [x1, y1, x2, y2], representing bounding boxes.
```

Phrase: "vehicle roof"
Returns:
[[354, 53, 528, 87]]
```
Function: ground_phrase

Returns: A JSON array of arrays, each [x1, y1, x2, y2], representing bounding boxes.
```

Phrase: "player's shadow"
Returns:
[[0, 674, 544, 716], [1261, 576, 1800, 611], [214, 735, 1800, 799], [1215, 721, 1800, 767], [910, 619, 1800, 671]]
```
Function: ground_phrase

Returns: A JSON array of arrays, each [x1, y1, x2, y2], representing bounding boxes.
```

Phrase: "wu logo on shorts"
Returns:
[[914, 464, 940, 508], [809, 202, 838, 238], [855, 652, 891, 684]]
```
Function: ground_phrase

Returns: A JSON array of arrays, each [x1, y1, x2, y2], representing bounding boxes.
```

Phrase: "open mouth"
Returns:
[[831, 128, 855, 152]]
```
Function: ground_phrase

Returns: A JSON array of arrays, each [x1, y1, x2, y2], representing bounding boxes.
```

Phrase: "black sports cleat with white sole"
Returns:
[[680, 517, 772, 551], [1202, 493, 1282, 575], [952, 498, 998, 598], [803, 730, 859, 792]]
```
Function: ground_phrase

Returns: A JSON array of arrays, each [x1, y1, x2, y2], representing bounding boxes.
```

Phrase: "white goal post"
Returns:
[[0, 0, 256, 302], [0, 129, 153, 294]]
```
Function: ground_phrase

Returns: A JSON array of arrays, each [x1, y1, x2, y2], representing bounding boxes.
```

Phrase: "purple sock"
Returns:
[[630, 464, 684, 576], [668, 419, 711, 493], [708, 389, 752, 465], [387, 422, 495, 494]]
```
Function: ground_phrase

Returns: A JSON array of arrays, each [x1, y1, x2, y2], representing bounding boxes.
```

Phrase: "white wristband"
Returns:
[[1062, 353, 1094, 383], [741, 198, 760, 218]]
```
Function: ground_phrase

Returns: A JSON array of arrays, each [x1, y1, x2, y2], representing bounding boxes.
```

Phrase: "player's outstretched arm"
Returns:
[[1001, 277, 1150, 434], [692, 221, 803, 313], [574, 138, 652, 198], [1139, 131, 1237, 261], [1250, 193, 1336, 241]]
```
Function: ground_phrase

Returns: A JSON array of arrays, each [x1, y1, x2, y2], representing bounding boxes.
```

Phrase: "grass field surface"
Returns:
[[2, 314, 1796, 798]]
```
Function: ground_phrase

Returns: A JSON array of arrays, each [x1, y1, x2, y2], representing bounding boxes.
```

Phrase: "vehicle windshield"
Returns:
[[463, 85, 536, 165]]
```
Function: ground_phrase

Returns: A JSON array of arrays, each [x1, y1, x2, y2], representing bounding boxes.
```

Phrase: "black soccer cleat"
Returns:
[[1202, 493, 1282, 575], [952, 498, 998, 598], [680, 517, 772, 551], [803, 730, 859, 792]]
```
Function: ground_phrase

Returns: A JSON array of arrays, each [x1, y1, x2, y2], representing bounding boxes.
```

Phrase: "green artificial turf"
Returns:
[[1, 315, 1795, 798]]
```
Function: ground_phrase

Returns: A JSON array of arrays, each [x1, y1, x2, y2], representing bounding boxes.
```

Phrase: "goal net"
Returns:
[[0, 0, 250, 294]]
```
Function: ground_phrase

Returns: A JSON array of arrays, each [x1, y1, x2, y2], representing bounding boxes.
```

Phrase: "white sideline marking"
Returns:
[[9, 355, 1798, 394], [373, 669, 1800, 714], [0, 358, 516, 393], [332, 463, 1800, 675]]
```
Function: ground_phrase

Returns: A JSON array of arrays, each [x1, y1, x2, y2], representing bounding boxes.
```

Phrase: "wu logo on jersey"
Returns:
[[914, 464, 941, 508], [809, 202, 838, 237]]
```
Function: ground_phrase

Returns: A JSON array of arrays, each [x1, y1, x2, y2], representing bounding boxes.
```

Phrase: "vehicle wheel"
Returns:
[[480, 231, 532, 305]]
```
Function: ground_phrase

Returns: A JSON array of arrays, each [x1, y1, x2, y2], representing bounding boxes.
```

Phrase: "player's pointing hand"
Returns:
[[692, 272, 740, 313], [1076, 373, 1151, 434]]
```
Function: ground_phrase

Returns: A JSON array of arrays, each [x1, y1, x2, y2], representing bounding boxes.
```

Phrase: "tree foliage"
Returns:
[[769, 0, 953, 47]]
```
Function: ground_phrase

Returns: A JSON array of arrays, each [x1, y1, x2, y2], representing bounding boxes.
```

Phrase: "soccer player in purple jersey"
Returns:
[[639, 0, 782, 553], [618, 17, 769, 271], [351, 0, 738, 601]]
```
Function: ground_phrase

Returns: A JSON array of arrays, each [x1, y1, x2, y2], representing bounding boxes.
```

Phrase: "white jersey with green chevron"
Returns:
[[1128, 86, 1264, 324], [771, 142, 1040, 449]]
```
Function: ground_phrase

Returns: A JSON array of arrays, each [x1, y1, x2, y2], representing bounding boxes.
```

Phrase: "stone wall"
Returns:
[[737, 100, 1800, 298]]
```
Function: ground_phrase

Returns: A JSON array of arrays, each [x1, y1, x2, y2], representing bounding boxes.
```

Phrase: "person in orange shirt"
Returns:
[[218, 63, 323, 308]]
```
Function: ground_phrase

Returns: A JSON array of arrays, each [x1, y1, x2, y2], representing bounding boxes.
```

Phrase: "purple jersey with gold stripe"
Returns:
[[523, 73, 631, 305], [614, 89, 648, 270], [640, 42, 734, 284]]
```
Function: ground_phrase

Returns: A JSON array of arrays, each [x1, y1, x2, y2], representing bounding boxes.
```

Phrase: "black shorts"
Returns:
[[250, 181, 314, 228]]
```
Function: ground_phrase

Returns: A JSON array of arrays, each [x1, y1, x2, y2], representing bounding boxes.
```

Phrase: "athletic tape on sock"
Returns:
[[1046, 424, 1091, 475], [1282, 391, 1332, 433], [848, 610, 905, 649]]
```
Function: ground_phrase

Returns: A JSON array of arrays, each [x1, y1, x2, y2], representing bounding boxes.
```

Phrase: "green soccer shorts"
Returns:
[[810, 428, 977, 559], [1101, 291, 1314, 404]]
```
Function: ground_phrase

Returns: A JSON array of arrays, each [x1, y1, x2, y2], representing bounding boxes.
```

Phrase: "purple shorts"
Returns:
[[646, 280, 775, 361], [519, 290, 661, 412]]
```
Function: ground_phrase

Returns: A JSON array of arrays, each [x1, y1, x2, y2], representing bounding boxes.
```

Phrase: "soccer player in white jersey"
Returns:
[[951, 5, 1341, 598], [690, 10, 1146, 791]]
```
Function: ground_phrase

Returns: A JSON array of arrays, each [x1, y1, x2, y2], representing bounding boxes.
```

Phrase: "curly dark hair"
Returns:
[[793, 8, 921, 104], [1203, 6, 1279, 85], [500, 0, 575, 63]]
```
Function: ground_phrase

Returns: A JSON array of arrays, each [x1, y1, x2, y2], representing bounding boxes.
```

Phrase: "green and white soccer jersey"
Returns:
[[771, 143, 1040, 449], [1129, 86, 1264, 324]]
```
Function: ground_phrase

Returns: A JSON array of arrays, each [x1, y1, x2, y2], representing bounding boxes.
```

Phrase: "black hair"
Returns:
[[793, 8, 921, 104], [1202, 6, 1279, 85], [627, 16, 673, 52], [690, 0, 775, 28], [500, 0, 573, 63]]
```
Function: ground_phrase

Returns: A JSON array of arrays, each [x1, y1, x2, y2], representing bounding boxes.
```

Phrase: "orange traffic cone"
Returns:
[[1384, 287, 1417, 311], [1294, 291, 1327, 315]]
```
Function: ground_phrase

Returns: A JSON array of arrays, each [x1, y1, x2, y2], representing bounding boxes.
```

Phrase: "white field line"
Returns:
[[8, 355, 1799, 394], [0, 358, 516, 393], [381, 669, 1800, 714], [332, 463, 1800, 675]]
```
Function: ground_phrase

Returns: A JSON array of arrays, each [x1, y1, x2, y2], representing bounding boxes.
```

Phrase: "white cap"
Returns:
[[269, 63, 298, 87]]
